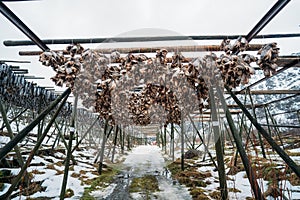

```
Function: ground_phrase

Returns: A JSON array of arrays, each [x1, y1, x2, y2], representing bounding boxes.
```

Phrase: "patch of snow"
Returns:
[[90, 183, 117, 199]]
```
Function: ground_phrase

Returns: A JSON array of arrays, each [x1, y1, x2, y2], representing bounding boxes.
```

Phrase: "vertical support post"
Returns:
[[98, 121, 111, 174], [216, 86, 267, 200], [120, 127, 124, 154], [209, 87, 228, 199], [156, 130, 160, 147], [181, 116, 185, 171], [171, 123, 175, 161], [164, 125, 167, 154], [37, 95, 43, 140], [127, 130, 130, 150], [111, 125, 119, 163], [60, 94, 78, 200], [247, 89, 266, 158]]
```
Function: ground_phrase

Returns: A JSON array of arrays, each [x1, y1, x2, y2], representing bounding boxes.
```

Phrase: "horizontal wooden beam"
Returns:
[[260, 124, 300, 128], [18, 44, 264, 56], [230, 90, 300, 95], [5, 33, 300, 47]]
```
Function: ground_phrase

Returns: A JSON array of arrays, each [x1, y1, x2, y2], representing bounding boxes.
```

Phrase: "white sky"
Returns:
[[0, 0, 299, 90]]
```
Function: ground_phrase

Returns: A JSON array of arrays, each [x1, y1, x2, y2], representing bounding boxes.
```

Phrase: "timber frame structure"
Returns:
[[0, 0, 299, 199]]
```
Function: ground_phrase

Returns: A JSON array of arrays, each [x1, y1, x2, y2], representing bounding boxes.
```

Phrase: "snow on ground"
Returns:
[[123, 145, 165, 175], [1, 137, 299, 199], [154, 177, 192, 200], [90, 183, 117, 199]]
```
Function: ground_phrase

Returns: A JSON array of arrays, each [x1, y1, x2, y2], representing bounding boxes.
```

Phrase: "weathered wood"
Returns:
[[170, 123, 175, 161], [216, 85, 264, 200], [98, 124, 113, 174], [71, 117, 100, 153], [209, 87, 228, 199], [0, 1, 49, 51], [226, 85, 300, 178], [111, 125, 119, 163], [0, 90, 70, 200], [5, 33, 300, 47], [0, 108, 27, 131], [18, 44, 264, 56], [181, 117, 185, 171], [230, 90, 300, 95], [0, 102, 25, 168], [187, 113, 218, 169], [60, 94, 78, 200], [0, 88, 71, 161]]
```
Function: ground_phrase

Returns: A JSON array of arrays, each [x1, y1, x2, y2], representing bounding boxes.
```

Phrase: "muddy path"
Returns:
[[104, 145, 192, 200]]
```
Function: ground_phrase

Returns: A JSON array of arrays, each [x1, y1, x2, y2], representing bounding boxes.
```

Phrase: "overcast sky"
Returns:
[[0, 0, 299, 90]]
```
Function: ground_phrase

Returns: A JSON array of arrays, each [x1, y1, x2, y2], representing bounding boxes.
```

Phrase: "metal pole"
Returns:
[[0, 88, 71, 161]]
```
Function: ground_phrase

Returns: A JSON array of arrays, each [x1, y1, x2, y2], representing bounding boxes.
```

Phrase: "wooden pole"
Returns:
[[0, 108, 27, 131], [187, 114, 218, 169], [164, 126, 167, 154], [0, 92, 70, 199], [209, 87, 228, 199], [18, 44, 263, 56], [216, 86, 264, 200], [0, 88, 71, 161], [226, 85, 300, 178], [181, 116, 185, 171], [98, 121, 109, 174], [5, 33, 300, 47], [247, 89, 266, 159], [0, 101, 25, 168], [111, 125, 119, 163], [71, 117, 100, 153], [171, 123, 175, 161], [60, 94, 78, 200], [54, 121, 76, 165]]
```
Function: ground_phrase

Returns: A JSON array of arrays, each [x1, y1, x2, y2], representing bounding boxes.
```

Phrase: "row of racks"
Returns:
[[0, 63, 72, 117]]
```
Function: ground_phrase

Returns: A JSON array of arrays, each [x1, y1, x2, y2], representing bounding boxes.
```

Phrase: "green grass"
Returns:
[[81, 166, 119, 200], [129, 175, 159, 199]]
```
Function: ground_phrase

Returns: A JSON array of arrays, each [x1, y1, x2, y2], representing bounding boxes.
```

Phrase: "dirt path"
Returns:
[[104, 145, 192, 200]]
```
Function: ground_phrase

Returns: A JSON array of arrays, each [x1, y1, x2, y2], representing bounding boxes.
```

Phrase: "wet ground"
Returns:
[[104, 145, 192, 200]]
